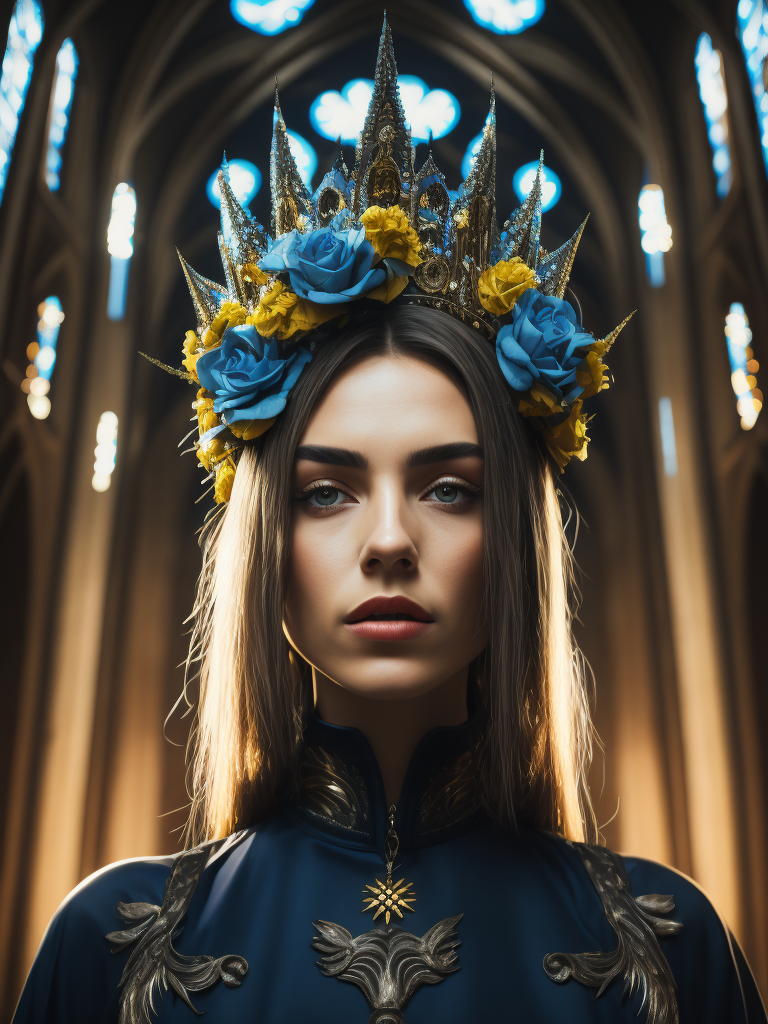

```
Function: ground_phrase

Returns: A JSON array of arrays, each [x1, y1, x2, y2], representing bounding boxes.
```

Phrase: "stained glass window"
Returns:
[[694, 34, 732, 197], [0, 0, 43, 205], [21, 296, 63, 420], [310, 76, 459, 146], [724, 303, 763, 429], [638, 184, 672, 287], [463, 0, 544, 34], [736, 0, 768, 173], [230, 0, 315, 35], [45, 38, 78, 191], [107, 183, 136, 321]]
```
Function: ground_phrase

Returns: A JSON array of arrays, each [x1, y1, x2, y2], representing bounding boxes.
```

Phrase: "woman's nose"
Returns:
[[359, 485, 418, 574]]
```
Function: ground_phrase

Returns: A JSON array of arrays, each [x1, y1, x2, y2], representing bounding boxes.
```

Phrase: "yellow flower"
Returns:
[[228, 417, 276, 440], [202, 301, 248, 349], [576, 349, 609, 399], [542, 400, 590, 471], [182, 330, 201, 379], [366, 266, 410, 304], [240, 263, 269, 287], [183, 351, 200, 379], [250, 279, 343, 340], [361, 205, 422, 268], [454, 208, 469, 230], [517, 384, 562, 419], [196, 437, 225, 472], [478, 258, 538, 316], [214, 457, 237, 504], [183, 330, 198, 354]]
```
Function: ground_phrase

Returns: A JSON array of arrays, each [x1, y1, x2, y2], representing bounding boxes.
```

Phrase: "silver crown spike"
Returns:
[[459, 80, 496, 202], [501, 149, 543, 268], [598, 309, 635, 355], [538, 216, 589, 299], [218, 166, 268, 266], [270, 82, 312, 236], [356, 13, 411, 175], [217, 231, 240, 305], [177, 250, 226, 333]]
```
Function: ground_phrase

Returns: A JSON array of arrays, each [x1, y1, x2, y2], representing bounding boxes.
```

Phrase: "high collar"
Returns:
[[288, 712, 482, 858]]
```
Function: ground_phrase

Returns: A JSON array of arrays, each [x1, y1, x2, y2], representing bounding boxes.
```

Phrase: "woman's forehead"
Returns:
[[298, 353, 479, 451]]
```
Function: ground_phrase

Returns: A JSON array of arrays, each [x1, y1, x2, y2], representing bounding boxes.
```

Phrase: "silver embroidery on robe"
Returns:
[[313, 915, 462, 1024], [106, 834, 249, 1024], [544, 842, 683, 1024]]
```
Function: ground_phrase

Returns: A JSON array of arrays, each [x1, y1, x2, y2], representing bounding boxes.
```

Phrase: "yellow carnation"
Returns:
[[240, 263, 269, 287], [517, 384, 561, 419], [576, 350, 609, 399], [361, 205, 422, 268], [214, 457, 236, 504], [478, 258, 538, 316], [196, 437, 224, 472], [203, 301, 248, 349], [367, 267, 410, 304], [250, 279, 343, 340], [182, 351, 200, 379], [542, 400, 590, 471], [228, 417, 276, 440]]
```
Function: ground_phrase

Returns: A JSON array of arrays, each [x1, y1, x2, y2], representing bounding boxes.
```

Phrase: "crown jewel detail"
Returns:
[[167, 16, 630, 503]]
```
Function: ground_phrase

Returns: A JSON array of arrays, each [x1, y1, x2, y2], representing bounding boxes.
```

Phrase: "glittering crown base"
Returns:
[[159, 16, 631, 505]]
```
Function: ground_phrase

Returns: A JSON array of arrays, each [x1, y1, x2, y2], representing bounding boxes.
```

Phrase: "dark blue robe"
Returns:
[[13, 716, 767, 1023]]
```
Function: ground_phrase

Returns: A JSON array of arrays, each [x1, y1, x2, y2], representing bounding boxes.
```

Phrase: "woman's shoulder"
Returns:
[[524, 832, 766, 1023]]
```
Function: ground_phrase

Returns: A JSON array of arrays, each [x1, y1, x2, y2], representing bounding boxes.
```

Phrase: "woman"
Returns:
[[14, 21, 766, 1024]]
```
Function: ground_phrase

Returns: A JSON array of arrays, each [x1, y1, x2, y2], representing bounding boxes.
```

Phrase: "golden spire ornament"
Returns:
[[362, 805, 416, 924]]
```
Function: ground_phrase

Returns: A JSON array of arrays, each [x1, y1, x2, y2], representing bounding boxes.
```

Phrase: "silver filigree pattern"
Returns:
[[417, 749, 477, 837], [313, 915, 462, 1024], [543, 842, 683, 1024], [299, 744, 371, 833], [106, 835, 249, 1024]]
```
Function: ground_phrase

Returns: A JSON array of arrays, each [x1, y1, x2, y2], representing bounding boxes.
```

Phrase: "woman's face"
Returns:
[[284, 352, 488, 700]]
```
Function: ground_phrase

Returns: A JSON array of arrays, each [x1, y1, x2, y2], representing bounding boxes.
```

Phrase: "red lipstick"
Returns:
[[344, 596, 434, 641]]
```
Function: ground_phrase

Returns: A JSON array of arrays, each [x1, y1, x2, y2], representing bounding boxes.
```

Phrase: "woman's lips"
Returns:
[[344, 596, 434, 642]]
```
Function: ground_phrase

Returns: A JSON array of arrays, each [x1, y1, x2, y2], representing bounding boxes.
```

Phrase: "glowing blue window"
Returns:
[[310, 76, 459, 145], [512, 161, 562, 212], [463, 0, 544, 34], [725, 302, 763, 429], [638, 184, 672, 287], [694, 34, 732, 197], [22, 296, 63, 420], [207, 159, 261, 209], [230, 0, 314, 35], [0, 0, 44, 205], [45, 38, 78, 191], [658, 397, 678, 477], [286, 129, 316, 188], [107, 183, 136, 321], [737, 0, 768, 173]]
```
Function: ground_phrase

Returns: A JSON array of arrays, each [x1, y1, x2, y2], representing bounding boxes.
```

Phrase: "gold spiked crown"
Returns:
[[162, 16, 631, 504]]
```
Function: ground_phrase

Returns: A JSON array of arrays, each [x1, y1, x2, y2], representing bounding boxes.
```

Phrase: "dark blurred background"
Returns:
[[0, 0, 766, 1012]]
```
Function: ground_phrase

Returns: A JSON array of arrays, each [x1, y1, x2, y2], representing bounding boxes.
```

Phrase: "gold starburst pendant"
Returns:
[[362, 805, 416, 924], [363, 875, 416, 924]]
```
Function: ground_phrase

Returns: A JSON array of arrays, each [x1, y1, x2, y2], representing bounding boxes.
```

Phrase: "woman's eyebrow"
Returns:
[[294, 445, 368, 469], [406, 442, 484, 467]]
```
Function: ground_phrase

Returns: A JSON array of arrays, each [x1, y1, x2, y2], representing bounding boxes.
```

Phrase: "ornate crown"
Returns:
[[161, 16, 630, 504]]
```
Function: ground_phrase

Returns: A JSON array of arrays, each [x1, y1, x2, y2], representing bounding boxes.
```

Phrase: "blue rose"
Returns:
[[496, 289, 594, 403], [259, 226, 386, 304], [196, 324, 311, 423]]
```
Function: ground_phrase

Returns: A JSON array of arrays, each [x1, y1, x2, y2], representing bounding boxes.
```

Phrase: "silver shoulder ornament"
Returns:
[[544, 841, 683, 1024], [106, 834, 249, 1024]]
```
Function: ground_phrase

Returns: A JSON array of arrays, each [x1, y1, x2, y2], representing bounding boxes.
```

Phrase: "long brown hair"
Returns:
[[183, 304, 596, 846]]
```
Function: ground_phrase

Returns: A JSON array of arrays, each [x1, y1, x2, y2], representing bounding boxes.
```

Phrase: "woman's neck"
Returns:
[[313, 668, 469, 807]]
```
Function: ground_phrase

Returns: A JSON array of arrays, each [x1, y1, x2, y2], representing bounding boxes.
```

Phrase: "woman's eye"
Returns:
[[305, 486, 348, 508], [425, 482, 475, 505]]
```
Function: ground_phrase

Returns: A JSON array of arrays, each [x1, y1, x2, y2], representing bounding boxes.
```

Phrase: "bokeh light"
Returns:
[[207, 159, 262, 209]]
